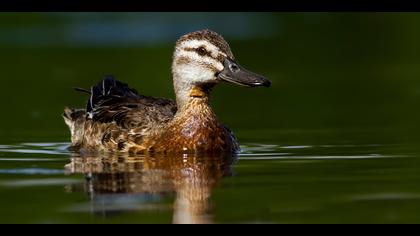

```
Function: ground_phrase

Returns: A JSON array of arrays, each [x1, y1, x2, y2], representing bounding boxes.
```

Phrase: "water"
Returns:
[[0, 137, 419, 223], [1, 13, 420, 223]]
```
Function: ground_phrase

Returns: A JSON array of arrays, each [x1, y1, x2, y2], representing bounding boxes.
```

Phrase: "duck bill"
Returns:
[[217, 58, 271, 88]]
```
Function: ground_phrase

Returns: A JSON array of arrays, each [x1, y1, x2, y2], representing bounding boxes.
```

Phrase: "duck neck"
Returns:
[[171, 82, 222, 143], [173, 78, 214, 112]]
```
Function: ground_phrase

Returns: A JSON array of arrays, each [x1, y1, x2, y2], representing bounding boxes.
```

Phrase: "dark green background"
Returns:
[[0, 13, 420, 223]]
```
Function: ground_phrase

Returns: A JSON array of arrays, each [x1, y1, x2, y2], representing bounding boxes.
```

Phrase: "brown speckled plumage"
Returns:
[[64, 82, 238, 155], [133, 91, 239, 155], [63, 29, 269, 155]]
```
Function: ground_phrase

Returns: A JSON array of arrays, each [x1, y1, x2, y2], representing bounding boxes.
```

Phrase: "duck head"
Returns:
[[172, 29, 271, 107]]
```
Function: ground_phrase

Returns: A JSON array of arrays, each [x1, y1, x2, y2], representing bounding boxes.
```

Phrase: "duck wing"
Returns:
[[87, 75, 177, 129]]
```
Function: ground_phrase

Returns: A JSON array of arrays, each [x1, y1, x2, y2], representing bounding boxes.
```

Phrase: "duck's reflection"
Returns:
[[65, 153, 236, 224]]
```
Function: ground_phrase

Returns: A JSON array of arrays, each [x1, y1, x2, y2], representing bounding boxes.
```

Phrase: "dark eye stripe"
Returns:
[[183, 47, 221, 61]]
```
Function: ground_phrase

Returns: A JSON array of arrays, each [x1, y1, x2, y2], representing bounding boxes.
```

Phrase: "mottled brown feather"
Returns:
[[64, 86, 238, 155]]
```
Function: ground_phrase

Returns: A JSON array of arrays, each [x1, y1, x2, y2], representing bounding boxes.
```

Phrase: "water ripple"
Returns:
[[0, 142, 70, 157], [0, 142, 411, 162], [0, 168, 65, 175], [0, 158, 68, 162], [281, 145, 313, 149], [239, 154, 408, 160], [1, 178, 81, 187], [0, 149, 67, 155], [63, 202, 169, 213]]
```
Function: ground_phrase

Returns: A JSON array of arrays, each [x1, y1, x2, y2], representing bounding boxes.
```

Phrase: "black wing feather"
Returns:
[[87, 75, 140, 114], [85, 75, 176, 128]]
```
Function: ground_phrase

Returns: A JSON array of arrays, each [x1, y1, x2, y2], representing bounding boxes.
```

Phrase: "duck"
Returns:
[[63, 29, 271, 155]]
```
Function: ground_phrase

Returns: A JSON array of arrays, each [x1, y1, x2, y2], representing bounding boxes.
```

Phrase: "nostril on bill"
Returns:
[[230, 64, 239, 72]]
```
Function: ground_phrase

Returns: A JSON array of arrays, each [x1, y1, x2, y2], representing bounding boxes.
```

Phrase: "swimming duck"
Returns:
[[63, 29, 271, 155]]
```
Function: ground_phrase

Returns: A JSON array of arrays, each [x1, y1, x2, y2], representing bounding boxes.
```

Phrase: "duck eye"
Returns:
[[197, 46, 207, 56]]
